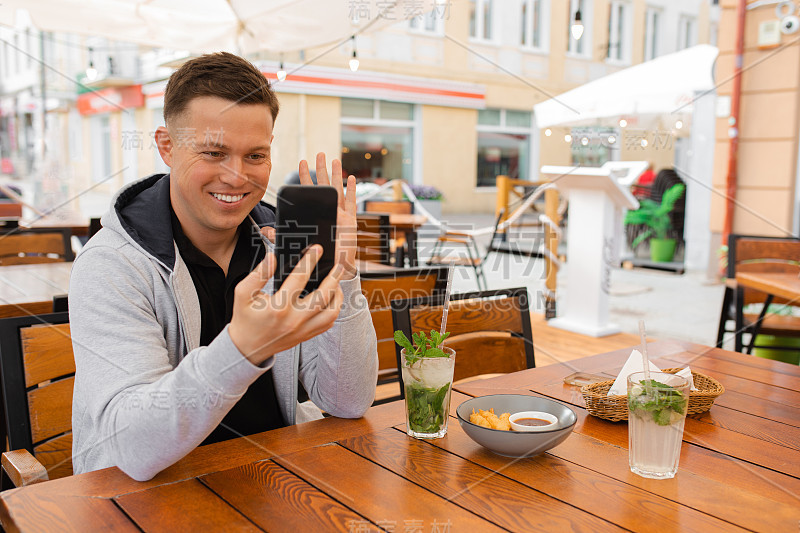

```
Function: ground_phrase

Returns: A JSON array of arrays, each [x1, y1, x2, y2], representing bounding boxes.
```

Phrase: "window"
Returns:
[[409, 8, 443, 35], [567, 0, 590, 56], [476, 109, 533, 187], [341, 99, 415, 182], [606, 1, 631, 63], [469, 0, 493, 41], [678, 16, 696, 50], [644, 7, 661, 61], [521, 0, 547, 50]]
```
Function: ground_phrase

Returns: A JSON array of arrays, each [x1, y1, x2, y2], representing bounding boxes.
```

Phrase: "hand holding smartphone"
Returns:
[[274, 185, 338, 295]]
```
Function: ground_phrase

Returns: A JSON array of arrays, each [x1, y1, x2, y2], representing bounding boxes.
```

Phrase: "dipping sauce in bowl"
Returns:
[[510, 411, 558, 432]]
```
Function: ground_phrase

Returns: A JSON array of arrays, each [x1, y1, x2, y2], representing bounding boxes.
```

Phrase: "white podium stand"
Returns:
[[540, 165, 640, 337]]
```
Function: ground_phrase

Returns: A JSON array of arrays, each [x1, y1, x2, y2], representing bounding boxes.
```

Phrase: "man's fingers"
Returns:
[[301, 286, 344, 334], [237, 253, 276, 300], [298, 160, 314, 185], [345, 175, 356, 214], [331, 159, 345, 209], [315, 152, 330, 186], [279, 245, 323, 295]]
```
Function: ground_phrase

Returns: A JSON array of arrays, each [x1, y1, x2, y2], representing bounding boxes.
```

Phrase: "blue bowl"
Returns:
[[456, 394, 577, 457]]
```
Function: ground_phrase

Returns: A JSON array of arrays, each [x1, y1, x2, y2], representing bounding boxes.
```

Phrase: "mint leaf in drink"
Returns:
[[394, 331, 414, 353], [425, 347, 449, 358], [628, 379, 687, 426], [394, 329, 452, 365]]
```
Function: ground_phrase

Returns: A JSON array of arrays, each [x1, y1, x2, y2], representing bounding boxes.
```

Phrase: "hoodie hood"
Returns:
[[100, 174, 276, 271]]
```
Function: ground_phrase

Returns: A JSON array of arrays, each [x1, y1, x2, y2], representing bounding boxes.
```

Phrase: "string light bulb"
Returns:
[[277, 55, 287, 81], [571, 9, 584, 40], [544, 128, 552, 136], [85, 47, 98, 81], [349, 35, 360, 72]]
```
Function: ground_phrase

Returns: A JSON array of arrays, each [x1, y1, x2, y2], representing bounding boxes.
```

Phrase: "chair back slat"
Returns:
[[444, 332, 528, 382], [357, 214, 391, 265], [410, 299, 524, 337], [33, 433, 73, 479], [0, 229, 74, 265], [22, 323, 75, 387], [0, 301, 53, 319], [27, 376, 73, 444]]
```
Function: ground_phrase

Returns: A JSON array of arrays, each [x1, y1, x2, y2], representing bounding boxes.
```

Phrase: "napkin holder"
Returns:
[[580, 368, 725, 422]]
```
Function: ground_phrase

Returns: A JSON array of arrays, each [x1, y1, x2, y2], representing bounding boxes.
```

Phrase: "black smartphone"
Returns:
[[274, 185, 338, 295]]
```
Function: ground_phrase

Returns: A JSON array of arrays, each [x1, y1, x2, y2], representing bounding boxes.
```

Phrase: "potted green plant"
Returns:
[[624, 183, 686, 262], [406, 184, 443, 222]]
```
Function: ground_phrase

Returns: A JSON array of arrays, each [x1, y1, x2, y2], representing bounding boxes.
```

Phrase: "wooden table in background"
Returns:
[[388, 213, 427, 267], [23, 215, 90, 237], [0, 262, 71, 317], [735, 271, 800, 302], [1, 340, 798, 531]]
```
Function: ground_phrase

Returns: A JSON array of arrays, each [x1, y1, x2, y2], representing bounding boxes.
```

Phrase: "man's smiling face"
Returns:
[[158, 95, 274, 243]]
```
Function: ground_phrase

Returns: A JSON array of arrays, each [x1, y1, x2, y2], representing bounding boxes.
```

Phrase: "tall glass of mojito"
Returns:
[[627, 371, 690, 479], [401, 347, 456, 439]]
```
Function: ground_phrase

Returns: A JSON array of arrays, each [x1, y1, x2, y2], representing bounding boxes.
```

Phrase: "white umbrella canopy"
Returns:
[[0, 0, 444, 53], [534, 45, 719, 129]]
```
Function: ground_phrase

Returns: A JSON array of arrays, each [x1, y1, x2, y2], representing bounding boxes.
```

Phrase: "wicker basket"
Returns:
[[580, 367, 725, 422]]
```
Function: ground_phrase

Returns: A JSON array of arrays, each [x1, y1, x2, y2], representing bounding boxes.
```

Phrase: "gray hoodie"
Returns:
[[69, 174, 377, 481]]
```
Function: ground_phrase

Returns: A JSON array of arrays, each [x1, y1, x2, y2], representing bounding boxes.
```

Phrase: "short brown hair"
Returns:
[[163, 52, 279, 125]]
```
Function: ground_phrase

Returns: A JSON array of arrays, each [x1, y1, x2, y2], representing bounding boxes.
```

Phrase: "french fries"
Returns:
[[469, 408, 511, 431]]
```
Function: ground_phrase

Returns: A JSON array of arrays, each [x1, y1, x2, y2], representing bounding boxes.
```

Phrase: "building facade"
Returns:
[[0, 1, 717, 218]]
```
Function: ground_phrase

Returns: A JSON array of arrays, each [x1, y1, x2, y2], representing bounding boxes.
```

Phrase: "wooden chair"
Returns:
[[0, 228, 74, 265], [716, 234, 800, 355], [356, 213, 392, 266], [360, 266, 450, 404], [0, 312, 73, 488], [391, 287, 535, 398], [364, 200, 414, 266]]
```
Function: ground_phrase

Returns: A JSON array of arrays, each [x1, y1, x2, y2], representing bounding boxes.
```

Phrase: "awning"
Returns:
[[0, 0, 448, 54], [534, 45, 719, 129]]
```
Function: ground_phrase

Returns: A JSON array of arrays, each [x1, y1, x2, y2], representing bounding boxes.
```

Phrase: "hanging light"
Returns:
[[571, 9, 584, 40], [564, 134, 572, 143], [349, 35, 360, 72], [85, 47, 98, 81], [544, 128, 552, 137], [675, 120, 683, 129], [580, 137, 589, 146], [619, 118, 628, 128], [607, 135, 617, 144], [277, 55, 287, 82]]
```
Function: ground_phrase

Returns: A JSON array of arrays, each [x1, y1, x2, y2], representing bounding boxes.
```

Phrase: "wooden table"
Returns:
[[0, 262, 71, 317], [1, 340, 798, 531], [736, 271, 800, 302], [388, 213, 427, 267], [734, 271, 800, 353]]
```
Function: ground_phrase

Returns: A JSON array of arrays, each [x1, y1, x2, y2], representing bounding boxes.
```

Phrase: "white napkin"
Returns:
[[607, 350, 697, 396]]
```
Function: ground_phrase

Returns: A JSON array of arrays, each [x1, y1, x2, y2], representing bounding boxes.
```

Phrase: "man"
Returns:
[[70, 52, 378, 481]]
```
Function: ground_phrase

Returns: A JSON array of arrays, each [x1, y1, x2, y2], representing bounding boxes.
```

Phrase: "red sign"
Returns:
[[77, 85, 144, 116]]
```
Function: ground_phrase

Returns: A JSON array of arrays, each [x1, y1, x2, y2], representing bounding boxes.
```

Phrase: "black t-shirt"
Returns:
[[170, 209, 285, 445]]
